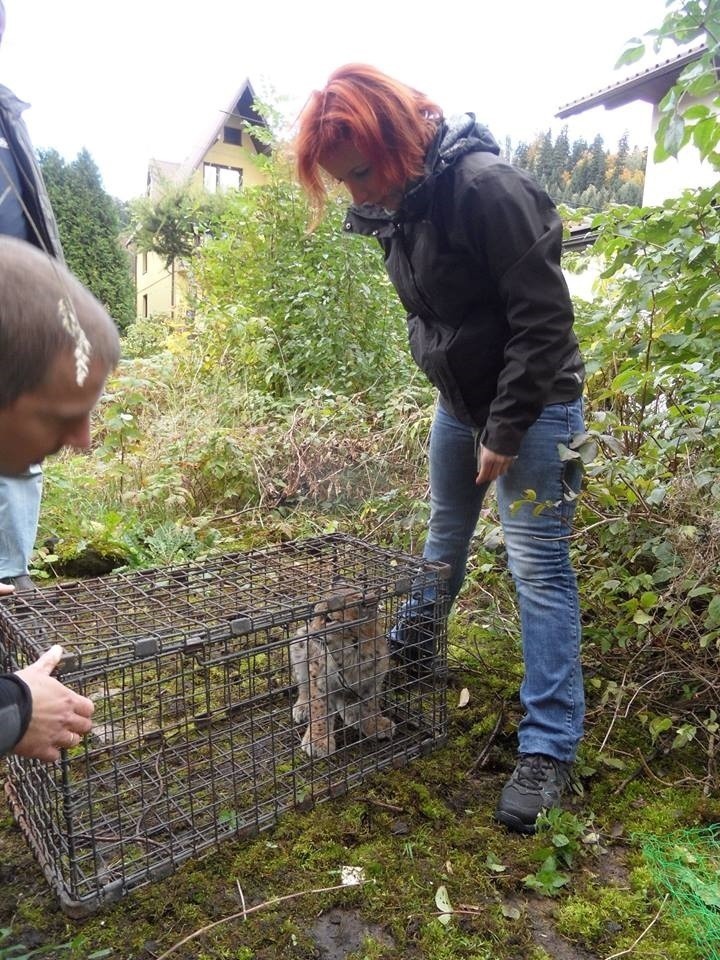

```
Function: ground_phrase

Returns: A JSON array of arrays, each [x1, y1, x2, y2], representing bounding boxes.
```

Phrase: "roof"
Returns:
[[562, 225, 598, 252], [177, 78, 271, 182], [146, 159, 182, 198], [145, 79, 271, 194], [556, 42, 708, 118]]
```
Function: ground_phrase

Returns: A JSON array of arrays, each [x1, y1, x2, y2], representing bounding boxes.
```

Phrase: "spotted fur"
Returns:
[[290, 584, 394, 758]]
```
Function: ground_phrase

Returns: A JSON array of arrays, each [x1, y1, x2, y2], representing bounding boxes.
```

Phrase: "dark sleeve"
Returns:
[[455, 163, 577, 455], [0, 674, 32, 757]]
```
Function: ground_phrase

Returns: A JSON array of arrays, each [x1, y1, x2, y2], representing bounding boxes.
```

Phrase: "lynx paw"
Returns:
[[361, 714, 395, 740], [301, 726, 336, 758], [292, 701, 309, 724]]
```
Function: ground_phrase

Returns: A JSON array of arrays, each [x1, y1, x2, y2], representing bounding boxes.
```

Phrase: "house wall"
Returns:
[[643, 93, 718, 205], [136, 250, 178, 319], [200, 124, 267, 189], [135, 124, 267, 318]]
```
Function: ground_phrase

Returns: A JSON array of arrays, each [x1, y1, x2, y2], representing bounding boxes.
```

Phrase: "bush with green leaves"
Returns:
[[192, 153, 413, 403], [565, 0, 720, 770]]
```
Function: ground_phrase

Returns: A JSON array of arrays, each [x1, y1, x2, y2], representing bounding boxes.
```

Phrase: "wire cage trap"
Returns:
[[0, 533, 449, 916]]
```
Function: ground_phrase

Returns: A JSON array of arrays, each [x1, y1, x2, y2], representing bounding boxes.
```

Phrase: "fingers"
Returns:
[[12, 651, 95, 761], [476, 446, 516, 485], [34, 643, 64, 674], [0, 583, 15, 596]]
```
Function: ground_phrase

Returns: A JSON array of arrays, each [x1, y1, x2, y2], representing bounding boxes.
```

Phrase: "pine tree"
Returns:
[[509, 129, 645, 211], [553, 125, 571, 178], [39, 149, 136, 330], [587, 135, 607, 189], [612, 132, 630, 185], [570, 138, 589, 168], [535, 129, 556, 188], [513, 141, 531, 170]]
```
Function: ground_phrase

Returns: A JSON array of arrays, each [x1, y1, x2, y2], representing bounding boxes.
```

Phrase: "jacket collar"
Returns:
[[0, 85, 30, 118]]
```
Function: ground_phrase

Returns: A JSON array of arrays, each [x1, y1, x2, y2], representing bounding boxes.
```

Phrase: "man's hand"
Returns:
[[0, 583, 15, 597], [476, 445, 516, 485], [13, 645, 94, 762]]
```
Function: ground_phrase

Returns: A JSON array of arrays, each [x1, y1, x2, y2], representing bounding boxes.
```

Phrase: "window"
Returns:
[[223, 125, 242, 146], [203, 163, 243, 193], [142, 294, 148, 318], [141, 251, 148, 274]]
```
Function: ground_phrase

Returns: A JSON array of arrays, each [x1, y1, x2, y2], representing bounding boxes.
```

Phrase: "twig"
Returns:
[[358, 796, 405, 813], [603, 893, 668, 959], [470, 705, 505, 774], [236, 879, 247, 920], [598, 669, 674, 754], [612, 747, 661, 796], [154, 880, 368, 959]]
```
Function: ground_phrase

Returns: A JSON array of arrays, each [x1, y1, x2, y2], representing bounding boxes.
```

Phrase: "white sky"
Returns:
[[1, 0, 670, 200]]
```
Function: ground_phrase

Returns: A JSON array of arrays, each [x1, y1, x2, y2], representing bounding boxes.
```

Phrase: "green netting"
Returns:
[[640, 825, 720, 960]]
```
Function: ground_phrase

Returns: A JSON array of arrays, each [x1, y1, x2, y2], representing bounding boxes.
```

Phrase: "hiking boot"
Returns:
[[495, 753, 572, 834], [0, 574, 39, 592]]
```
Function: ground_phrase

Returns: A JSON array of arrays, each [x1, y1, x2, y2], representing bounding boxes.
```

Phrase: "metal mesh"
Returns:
[[0, 534, 449, 916]]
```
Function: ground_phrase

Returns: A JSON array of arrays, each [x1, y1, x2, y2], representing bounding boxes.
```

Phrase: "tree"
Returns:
[[129, 183, 227, 312], [513, 141, 531, 169], [587, 134, 607, 188], [39, 149, 136, 330], [534, 129, 556, 186], [553, 125, 571, 175]]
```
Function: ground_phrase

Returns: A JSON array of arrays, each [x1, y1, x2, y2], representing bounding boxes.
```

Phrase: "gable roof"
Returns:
[[556, 42, 707, 118], [145, 78, 271, 196], [178, 77, 271, 181]]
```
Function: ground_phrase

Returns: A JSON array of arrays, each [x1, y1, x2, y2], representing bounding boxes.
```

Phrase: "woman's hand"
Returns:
[[14, 646, 94, 761], [476, 445, 516, 485]]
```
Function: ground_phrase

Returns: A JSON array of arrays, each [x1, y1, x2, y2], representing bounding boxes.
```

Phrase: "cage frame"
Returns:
[[0, 533, 450, 916]]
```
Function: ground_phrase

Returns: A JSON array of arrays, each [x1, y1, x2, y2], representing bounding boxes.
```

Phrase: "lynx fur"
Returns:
[[290, 583, 394, 758]]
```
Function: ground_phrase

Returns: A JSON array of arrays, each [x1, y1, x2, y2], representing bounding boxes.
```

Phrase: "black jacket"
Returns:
[[0, 673, 32, 757], [344, 115, 584, 456]]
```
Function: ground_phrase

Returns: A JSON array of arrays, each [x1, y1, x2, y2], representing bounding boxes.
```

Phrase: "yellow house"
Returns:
[[135, 79, 270, 319]]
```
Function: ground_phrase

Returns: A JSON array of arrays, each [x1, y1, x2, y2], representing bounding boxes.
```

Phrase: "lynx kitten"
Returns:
[[291, 583, 394, 758]]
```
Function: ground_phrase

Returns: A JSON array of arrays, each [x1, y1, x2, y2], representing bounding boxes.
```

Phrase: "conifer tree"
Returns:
[[39, 149, 136, 330]]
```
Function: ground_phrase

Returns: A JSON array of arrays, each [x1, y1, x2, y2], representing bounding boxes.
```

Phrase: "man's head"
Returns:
[[0, 237, 120, 474]]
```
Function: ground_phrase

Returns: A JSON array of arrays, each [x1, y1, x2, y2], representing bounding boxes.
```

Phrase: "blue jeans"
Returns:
[[0, 467, 43, 578], [415, 400, 585, 762]]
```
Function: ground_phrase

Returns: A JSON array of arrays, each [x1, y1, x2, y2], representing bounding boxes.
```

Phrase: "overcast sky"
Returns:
[[1, 0, 670, 200]]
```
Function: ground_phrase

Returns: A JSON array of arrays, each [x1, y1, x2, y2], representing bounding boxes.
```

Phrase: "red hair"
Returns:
[[295, 63, 442, 220]]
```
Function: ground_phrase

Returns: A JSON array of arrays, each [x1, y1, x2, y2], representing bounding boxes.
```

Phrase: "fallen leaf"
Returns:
[[341, 866, 365, 886], [435, 885, 453, 925]]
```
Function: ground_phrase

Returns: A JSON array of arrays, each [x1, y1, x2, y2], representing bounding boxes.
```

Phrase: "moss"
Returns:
[[0, 655, 716, 960]]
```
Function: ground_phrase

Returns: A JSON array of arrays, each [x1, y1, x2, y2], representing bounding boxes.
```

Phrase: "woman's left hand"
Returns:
[[476, 445, 516, 485]]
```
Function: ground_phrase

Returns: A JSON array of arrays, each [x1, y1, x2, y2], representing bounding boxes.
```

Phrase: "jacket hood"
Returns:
[[346, 114, 500, 230], [431, 113, 500, 171]]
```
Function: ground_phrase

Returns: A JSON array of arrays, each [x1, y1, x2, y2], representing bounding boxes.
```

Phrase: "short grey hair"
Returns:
[[0, 237, 120, 409]]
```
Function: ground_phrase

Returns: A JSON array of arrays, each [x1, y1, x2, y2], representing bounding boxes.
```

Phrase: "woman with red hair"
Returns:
[[296, 64, 586, 835]]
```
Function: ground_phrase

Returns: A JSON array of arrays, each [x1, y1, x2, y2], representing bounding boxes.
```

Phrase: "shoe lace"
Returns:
[[514, 754, 565, 788]]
